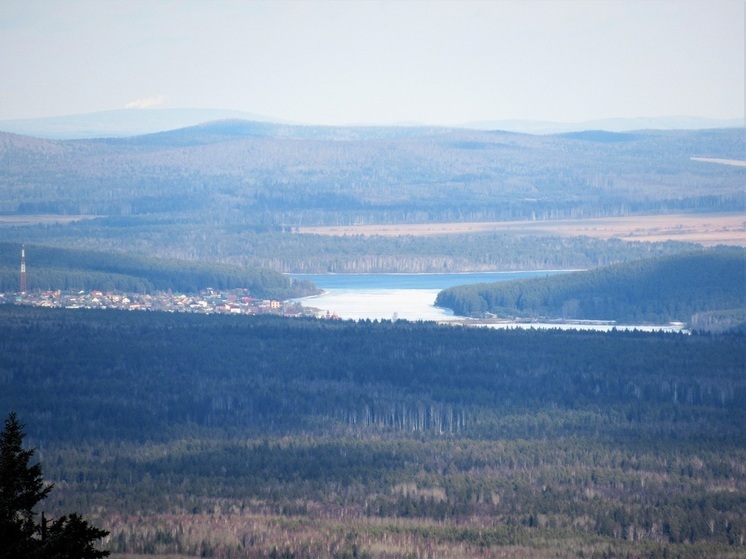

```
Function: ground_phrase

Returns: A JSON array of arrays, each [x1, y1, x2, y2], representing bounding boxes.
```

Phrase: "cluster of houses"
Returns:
[[2, 288, 320, 318]]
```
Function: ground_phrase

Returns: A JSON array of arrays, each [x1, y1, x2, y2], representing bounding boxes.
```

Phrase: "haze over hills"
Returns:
[[0, 108, 285, 140], [1, 120, 742, 219], [0, 108, 742, 139], [464, 116, 745, 134], [2, 3, 744, 557], [0, 119, 742, 272]]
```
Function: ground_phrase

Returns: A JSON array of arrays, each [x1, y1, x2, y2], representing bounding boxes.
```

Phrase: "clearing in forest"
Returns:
[[297, 212, 746, 247]]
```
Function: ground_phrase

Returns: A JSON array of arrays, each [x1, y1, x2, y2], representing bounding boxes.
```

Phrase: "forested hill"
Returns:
[[435, 248, 746, 328], [1, 123, 742, 225], [1, 122, 742, 273], [0, 242, 318, 298]]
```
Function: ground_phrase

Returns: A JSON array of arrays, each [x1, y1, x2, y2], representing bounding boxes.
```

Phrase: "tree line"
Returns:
[[2, 220, 703, 274], [0, 242, 318, 298], [2, 125, 743, 223]]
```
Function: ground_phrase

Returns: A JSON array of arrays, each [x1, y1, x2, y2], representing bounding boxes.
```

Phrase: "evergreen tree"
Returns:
[[0, 412, 109, 559], [0, 412, 50, 558]]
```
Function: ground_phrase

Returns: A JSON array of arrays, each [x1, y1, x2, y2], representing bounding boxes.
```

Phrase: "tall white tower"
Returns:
[[20, 244, 27, 294]]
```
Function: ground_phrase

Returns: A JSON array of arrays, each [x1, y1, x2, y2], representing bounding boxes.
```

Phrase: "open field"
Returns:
[[298, 213, 746, 246]]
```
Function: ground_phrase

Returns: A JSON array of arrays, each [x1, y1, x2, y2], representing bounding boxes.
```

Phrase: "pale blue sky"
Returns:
[[0, 0, 743, 125]]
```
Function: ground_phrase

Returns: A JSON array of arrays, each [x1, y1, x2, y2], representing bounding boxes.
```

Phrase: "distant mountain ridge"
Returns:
[[0, 108, 742, 139], [464, 116, 744, 134], [0, 122, 742, 234], [1, 121, 742, 274], [0, 108, 285, 140]]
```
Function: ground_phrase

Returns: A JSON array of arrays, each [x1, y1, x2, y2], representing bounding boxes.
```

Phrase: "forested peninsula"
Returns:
[[0, 242, 317, 299], [436, 248, 746, 329]]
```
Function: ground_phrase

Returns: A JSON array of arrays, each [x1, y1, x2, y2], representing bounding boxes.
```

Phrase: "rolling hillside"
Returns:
[[1, 121, 742, 222], [1, 121, 742, 272], [0, 242, 317, 298], [0, 108, 741, 139]]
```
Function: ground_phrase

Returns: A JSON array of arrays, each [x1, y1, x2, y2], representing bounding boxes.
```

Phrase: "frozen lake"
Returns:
[[291, 271, 561, 321], [296, 287, 453, 321], [290, 272, 687, 332]]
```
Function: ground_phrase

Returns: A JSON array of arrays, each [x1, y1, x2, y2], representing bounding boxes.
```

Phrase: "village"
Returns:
[[0, 287, 329, 318]]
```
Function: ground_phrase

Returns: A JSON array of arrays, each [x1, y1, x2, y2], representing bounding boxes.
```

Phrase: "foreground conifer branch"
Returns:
[[0, 412, 109, 559]]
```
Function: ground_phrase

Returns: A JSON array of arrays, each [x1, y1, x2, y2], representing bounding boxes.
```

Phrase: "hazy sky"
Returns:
[[1, 0, 743, 125]]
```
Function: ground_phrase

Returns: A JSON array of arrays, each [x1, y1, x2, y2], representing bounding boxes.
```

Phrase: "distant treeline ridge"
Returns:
[[0, 242, 318, 298]]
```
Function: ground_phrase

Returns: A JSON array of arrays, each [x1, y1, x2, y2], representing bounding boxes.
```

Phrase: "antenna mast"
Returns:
[[20, 244, 27, 294]]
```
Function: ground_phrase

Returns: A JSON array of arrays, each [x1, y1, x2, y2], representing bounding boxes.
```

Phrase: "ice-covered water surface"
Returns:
[[291, 271, 560, 322], [290, 272, 687, 332], [299, 288, 452, 321]]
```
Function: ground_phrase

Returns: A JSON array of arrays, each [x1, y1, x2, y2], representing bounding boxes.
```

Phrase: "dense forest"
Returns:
[[2, 218, 705, 274], [1, 120, 744, 558], [0, 242, 317, 298], [0, 122, 743, 273], [435, 248, 746, 328], [2, 305, 745, 558], [1, 123, 743, 222]]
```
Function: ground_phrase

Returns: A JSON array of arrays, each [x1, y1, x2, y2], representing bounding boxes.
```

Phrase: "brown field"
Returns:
[[2, 212, 743, 247], [297, 213, 746, 247]]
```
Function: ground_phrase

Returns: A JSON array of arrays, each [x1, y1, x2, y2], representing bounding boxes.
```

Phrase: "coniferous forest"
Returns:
[[1, 124, 743, 273], [2, 305, 745, 559], [436, 248, 746, 327], [0, 242, 318, 300], [1, 120, 744, 558]]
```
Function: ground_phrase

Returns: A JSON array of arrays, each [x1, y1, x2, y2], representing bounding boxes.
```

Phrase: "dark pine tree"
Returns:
[[0, 412, 109, 559]]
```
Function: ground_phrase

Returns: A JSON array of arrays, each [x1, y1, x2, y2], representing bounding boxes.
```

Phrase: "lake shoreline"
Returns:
[[289, 271, 688, 332], [439, 317, 688, 333]]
